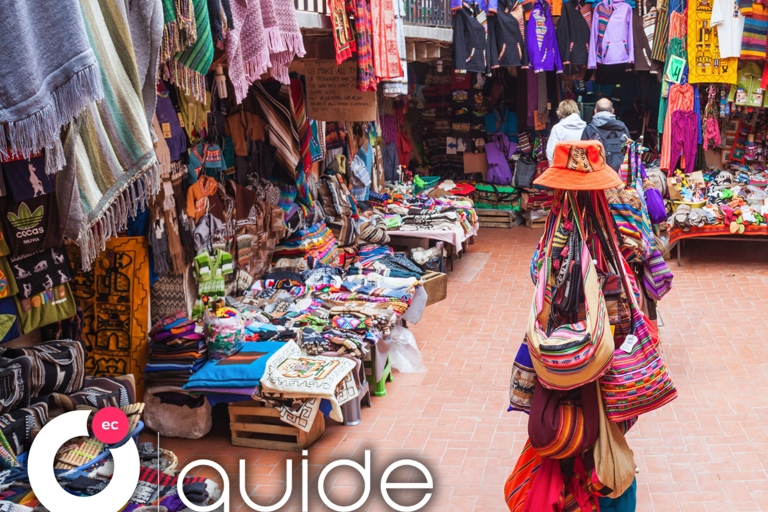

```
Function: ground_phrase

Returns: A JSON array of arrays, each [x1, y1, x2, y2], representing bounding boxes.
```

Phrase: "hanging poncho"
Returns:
[[0, 0, 104, 170]]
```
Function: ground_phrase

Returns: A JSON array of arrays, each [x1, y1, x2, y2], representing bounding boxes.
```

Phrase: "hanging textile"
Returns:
[[353, 0, 378, 92], [68, 237, 151, 398], [164, 0, 214, 103], [125, 0, 165, 128], [330, 0, 356, 64], [252, 82, 302, 184], [0, 0, 103, 169], [687, 0, 737, 84], [224, 0, 270, 104], [371, 0, 402, 80], [73, 0, 161, 271], [661, 83, 694, 171], [260, 0, 307, 83], [381, 0, 409, 96]]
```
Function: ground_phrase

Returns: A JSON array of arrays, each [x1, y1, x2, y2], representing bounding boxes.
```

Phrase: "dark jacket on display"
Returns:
[[453, 2, 489, 73], [494, 0, 529, 67], [556, 0, 591, 75]]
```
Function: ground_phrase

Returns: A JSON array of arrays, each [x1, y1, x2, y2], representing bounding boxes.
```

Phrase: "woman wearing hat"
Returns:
[[546, 100, 587, 166]]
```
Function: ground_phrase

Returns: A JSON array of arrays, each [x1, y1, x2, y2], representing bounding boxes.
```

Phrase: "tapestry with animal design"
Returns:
[[0, 193, 62, 256], [9, 247, 73, 299], [68, 237, 150, 396], [0, 153, 55, 202]]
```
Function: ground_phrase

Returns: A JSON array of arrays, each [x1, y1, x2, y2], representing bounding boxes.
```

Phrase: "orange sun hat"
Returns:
[[534, 140, 623, 191]]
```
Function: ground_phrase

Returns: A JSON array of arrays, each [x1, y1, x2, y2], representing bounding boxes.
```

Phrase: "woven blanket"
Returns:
[[164, 0, 214, 103], [0, 0, 103, 169], [225, 0, 270, 104], [259, 341, 357, 422], [71, 0, 161, 271], [68, 237, 151, 398]]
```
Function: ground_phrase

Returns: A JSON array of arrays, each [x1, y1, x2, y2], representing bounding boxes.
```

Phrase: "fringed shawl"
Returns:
[[260, 0, 306, 83], [73, 0, 161, 271], [162, 0, 214, 102], [0, 0, 103, 170], [225, 0, 271, 104]]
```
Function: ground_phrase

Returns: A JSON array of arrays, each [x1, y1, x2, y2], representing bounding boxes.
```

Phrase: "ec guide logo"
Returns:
[[27, 410, 433, 512]]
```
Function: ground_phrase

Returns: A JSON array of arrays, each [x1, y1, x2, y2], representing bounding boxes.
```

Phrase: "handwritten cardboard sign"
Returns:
[[305, 61, 377, 122]]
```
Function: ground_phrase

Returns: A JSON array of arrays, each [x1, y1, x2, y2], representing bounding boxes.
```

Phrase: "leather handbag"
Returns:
[[528, 379, 599, 459], [527, 192, 614, 390]]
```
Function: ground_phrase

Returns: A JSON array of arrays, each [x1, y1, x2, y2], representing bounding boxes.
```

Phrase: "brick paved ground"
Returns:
[[152, 228, 768, 511]]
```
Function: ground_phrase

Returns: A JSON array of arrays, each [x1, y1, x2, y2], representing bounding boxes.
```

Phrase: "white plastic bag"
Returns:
[[388, 325, 426, 373]]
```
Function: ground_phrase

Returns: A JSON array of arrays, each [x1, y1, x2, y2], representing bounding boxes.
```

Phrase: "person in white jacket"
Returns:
[[546, 100, 586, 166]]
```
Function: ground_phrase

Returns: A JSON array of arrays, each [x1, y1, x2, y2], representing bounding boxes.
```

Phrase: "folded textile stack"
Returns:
[[145, 313, 207, 391], [383, 214, 403, 229], [183, 341, 286, 397], [273, 221, 340, 266], [400, 209, 461, 231]]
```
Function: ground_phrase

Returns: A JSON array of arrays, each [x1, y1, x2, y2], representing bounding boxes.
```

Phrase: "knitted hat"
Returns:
[[534, 141, 623, 191]]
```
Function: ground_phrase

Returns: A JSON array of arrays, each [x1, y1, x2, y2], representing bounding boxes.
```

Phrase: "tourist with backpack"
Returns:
[[581, 98, 631, 173]]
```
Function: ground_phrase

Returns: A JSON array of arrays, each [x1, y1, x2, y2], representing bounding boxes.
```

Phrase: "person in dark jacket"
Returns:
[[581, 98, 631, 173]]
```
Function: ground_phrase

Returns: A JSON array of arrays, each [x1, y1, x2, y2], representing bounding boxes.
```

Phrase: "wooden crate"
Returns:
[[229, 400, 325, 452], [525, 213, 547, 229], [477, 209, 514, 229], [421, 271, 448, 306]]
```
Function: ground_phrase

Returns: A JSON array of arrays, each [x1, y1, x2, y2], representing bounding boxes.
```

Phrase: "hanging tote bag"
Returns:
[[504, 440, 542, 512], [587, 382, 636, 500], [604, 144, 656, 263], [597, 193, 678, 421], [528, 379, 599, 459], [527, 192, 614, 390], [642, 249, 674, 300]]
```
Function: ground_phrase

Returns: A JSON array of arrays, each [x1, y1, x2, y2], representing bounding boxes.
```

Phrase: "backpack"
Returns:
[[583, 124, 627, 173]]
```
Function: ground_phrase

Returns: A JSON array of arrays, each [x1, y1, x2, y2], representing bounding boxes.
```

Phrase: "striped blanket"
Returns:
[[71, 0, 161, 270]]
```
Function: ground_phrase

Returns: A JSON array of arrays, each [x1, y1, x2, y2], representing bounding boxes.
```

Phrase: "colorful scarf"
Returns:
[[330, 0, 356, 64], [164, 0, 214, 103], [0, 0, 103, 170], [160, 0, 198, 62], [224, 0, 270, 104], [371, 0, 402, 80], [72, 0, 161, 271], [352, 0, 378, 92]]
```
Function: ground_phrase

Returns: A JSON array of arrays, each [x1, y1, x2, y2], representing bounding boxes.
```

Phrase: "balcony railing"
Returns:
[[405, 0, 451, 27], [294, 0, 451, 27]]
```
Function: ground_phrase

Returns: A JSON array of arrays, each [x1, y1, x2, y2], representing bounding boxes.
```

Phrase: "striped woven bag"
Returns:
[[597, 194, 678, 421], [527, 192, 614, 390], [604, 145, 656, 263], [504, 440, 542, 512]]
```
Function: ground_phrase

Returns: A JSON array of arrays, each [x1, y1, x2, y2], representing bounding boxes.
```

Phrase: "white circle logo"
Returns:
[[28, 410, 141, 512]]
